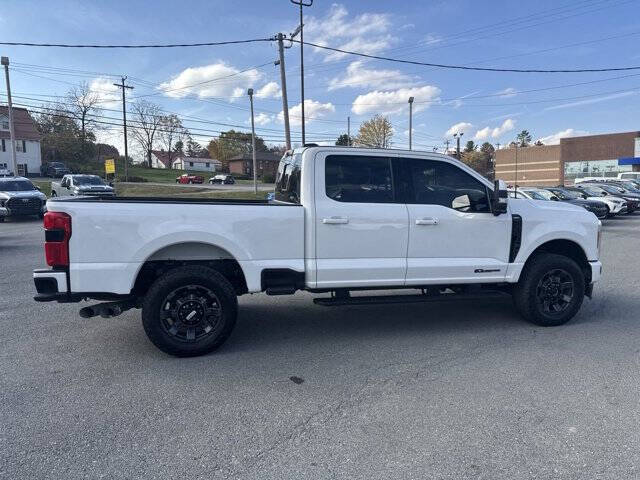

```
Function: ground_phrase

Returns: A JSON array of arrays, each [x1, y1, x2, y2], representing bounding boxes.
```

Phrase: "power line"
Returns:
[[0, 38, 274, 48], [292, 39, 640, 73]]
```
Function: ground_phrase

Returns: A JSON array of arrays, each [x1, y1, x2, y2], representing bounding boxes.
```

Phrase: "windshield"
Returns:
[[552, 189, 580, 200], [0, 180, 36, 192], [597, 184, 625, 194], [522, 189, 549, 200], [50, 163, 65, 168], [74, 175, 104, 186], [580, 186, 605, 196]]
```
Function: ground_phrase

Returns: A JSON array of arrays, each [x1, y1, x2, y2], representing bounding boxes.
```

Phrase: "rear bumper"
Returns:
[[33, 268, 129, 303]]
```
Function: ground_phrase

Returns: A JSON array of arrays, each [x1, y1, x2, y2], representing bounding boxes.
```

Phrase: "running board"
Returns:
[[313, 291, 508, 307]]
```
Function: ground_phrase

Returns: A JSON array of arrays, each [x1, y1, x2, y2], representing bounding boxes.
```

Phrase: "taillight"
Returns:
[[44, 211, 72, 267]]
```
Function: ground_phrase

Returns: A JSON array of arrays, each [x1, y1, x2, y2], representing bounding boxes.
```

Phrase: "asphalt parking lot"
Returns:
[[2, 214, 640, 479]]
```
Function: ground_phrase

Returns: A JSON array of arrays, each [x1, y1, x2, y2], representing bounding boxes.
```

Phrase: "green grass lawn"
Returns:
[[121, 165, 265, 184], [32, 180, 51, 197], [115, 183, 268, 200]]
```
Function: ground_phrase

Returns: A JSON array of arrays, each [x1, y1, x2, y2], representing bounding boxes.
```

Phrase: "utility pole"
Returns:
[[275, 33, 291, 150], [444, 139, 450, 154], [291, 0, 312, 146], [347, 116, 351, 145], [113, 77, 133, 181], [515, 145, 518, 194], [1, 57, 17, 176], [408, 96, 414, 150], [248, 88, 257, 195]]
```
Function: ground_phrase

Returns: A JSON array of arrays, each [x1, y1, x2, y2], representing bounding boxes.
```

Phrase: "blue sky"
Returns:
[[1, 0, 639, 157]]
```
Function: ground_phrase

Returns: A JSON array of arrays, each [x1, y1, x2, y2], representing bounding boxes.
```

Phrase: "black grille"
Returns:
[[7, 197, 42, 215]]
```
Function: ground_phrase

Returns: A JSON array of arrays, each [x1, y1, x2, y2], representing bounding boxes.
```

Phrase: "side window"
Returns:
[[405, 159, 490, 212], [274, 153, 301, 204], [325, 155, 394, 203]]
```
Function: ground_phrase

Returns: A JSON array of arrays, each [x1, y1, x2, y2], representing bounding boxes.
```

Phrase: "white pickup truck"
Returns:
[[51, 174, 115, 198], [34, 146, 602, 357]]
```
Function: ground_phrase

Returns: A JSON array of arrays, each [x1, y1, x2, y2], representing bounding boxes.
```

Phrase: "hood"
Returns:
[[0, 190, 47, 200], [518, 197, 585, 213], [568, 198, 605, 207]]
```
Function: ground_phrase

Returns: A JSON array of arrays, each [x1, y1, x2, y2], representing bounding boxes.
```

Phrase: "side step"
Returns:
[[313, 291, 508, 307]]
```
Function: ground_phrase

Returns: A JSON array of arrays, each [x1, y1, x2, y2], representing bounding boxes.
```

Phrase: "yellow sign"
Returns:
[[105, 158, 115, 174]]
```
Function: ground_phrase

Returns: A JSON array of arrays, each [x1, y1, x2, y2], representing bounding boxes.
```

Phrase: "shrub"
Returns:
[[261, 174, 275, 183]]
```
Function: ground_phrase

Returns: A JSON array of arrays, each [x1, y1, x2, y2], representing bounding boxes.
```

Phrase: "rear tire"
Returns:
[[513, 253, 585, 327], [142, 266, 238, 357]]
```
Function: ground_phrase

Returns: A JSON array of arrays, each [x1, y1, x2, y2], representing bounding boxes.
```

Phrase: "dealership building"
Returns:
[[494, 131, 640, 186]]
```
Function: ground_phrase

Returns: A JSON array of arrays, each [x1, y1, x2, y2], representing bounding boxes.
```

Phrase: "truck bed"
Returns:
[[45, 196, 305, 294]]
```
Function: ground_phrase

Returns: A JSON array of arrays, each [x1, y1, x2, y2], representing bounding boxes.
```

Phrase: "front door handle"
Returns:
[[416, 217, 439, 225], [322, 216, 349, 224]]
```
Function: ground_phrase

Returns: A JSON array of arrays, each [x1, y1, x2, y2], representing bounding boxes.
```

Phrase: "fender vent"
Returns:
[[509, 214, 522, 263]]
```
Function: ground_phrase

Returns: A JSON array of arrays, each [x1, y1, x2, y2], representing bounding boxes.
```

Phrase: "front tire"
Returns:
[[142, 266, 238, 357], [513, 253, 585, 327]]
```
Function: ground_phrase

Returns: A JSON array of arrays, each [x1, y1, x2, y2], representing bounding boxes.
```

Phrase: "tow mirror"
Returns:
[[492, 179, 508, 216]]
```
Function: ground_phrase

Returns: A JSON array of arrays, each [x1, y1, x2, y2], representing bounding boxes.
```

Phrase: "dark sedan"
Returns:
[[545, 187, 609, 220]]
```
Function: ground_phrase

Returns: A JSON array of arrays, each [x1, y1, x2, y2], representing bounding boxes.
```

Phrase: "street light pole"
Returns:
[[248, 88, 257, 195], [1, 57, 17, 176], [291, 0, 313, 146], [408, 96, 414, 150], [113, 77, 133, 182]]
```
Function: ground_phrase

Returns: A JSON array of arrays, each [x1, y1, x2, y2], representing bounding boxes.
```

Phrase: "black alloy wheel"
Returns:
[[535, 268, 574, 316], [159, 285, 223, 343]]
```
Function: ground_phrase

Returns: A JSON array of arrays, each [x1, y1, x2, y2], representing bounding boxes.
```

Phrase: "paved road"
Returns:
[[1, 214, 640, 479]]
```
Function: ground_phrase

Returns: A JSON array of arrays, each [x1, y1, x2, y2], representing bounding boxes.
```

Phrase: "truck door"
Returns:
[[399, 156, 511, 285], [314, 152, 409, 288]]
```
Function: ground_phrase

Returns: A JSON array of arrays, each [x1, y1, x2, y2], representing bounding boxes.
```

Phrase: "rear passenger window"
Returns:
[[325, 155, 394, 203], [275, 153, 301, 204], [404, 159, 490, 212]]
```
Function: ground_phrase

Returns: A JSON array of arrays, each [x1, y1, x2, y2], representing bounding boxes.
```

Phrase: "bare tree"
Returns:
[[159, 114, 186, 168], [130, 100, 162, 167], [67, 82, 100, 160]]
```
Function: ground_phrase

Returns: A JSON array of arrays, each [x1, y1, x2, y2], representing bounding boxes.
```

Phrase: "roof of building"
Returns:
[[0, 107, 41, 141], [150, 150, 172, 168], [174, 156, 221, 165], [228, 152, 281, 162]]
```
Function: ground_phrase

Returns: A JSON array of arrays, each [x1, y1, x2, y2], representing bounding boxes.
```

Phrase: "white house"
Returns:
[[0, 106, 42, 176], [172, 156, 222, 172], [150, 150, 172, 169]]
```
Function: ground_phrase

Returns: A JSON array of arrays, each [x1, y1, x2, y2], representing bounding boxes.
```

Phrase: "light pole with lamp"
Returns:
[[248, 88, 257, 195]]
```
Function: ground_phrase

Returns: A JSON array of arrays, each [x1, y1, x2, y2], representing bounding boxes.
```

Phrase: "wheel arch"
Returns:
[[131, 241, 249, 297], [521, 238, 591, 283]]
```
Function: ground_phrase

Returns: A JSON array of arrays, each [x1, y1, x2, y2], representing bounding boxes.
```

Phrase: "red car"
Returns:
[[175, 174, 204, 184]]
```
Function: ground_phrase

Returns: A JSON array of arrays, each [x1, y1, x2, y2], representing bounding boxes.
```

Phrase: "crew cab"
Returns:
[[51, 174, 115, 198], [33, 147, 603, 357], [176, 174, 204, 184], [41, 162, 70, 178]]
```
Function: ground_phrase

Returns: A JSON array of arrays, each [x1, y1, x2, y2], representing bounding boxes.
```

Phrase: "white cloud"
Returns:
[[328, 60, 417, 91], [423, 34, 443, 45], [537, 128, 589, 145], [473, 118, 516, 141], [446, 122, 474, 137], [496, 87, 517, 98], [256, 81, 281, 99], [253, 112, 273, 126], [89, 77, 120, 108], [351, 85, 441, 116], [278, 99, 335, 126], [158, 62, 263, 99], [305, 4, 395, 61]]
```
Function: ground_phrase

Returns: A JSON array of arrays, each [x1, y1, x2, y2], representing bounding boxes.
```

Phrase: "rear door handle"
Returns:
[[322, 216, 349, 224], [416, 217, 439, 225]]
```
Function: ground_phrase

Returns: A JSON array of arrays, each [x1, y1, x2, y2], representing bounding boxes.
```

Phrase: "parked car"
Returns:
[[0, 177, 47, 221], [582, 182, 639, 214], [543, 187, 609, 220], [51, 174, 115, 198], [34, 146, 603, 357], [208, 174, 235, 185], [568, 185, 627, 216], [176, 174, 204, 184], [41, 162, 70, 178], [618, 172, 640, 182], [507, 187, 559, 201]]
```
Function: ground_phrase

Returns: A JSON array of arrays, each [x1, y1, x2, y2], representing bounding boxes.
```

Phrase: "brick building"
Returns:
[[227, 152, 280, 179], [494, 131, 640, 186]]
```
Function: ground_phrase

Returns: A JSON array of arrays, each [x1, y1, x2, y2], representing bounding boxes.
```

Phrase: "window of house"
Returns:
[[1, 116, 8, 130], [325, 155, 394, 203], [16, 141, 26, 153], [189, 161, 194, 167], [1, 139, 5, 152], [403, 159, 490, 212], [205, 162, 210, 168]]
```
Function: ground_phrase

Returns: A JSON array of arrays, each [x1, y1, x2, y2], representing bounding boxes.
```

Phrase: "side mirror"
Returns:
[[35, 186, 42, 191], [492, 179, 508, 216]]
